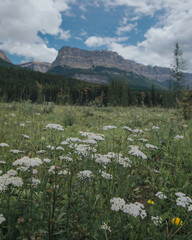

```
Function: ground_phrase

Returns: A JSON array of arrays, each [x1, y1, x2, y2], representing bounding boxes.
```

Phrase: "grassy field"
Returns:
[[0, 102, 192, 240]]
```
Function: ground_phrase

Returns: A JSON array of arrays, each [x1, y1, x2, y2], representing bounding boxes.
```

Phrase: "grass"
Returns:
[[0, 101, 192, 239]]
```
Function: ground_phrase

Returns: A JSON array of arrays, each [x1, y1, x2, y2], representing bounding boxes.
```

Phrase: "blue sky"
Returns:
[[0, 0, 192, 72]]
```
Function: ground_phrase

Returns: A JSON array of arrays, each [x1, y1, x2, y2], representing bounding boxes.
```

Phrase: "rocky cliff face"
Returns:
[[20, 61, 51, 73], [51, 46, 175, 82], [0, 50, 12, 63]]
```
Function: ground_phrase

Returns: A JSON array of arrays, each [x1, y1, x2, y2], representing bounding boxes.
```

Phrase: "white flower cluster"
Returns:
[[0, 173, 23, 191], [138, 138, 148, 142], [175, 192, 192, 210], [155, 191, 167, 200], [59, 156, 73, 162], [43, 158, 51, 163], [77, 170, 93, 180], [146, 144, 158, 149], [128, 145, 147, 159], [47, 145, 55, 150], [101, 222, 111, 232], [122, 126, 133, 132], [103, 125, 117, 130], [0, 143, 9, 147], [174, 135, 184, 140], [7, 169, 18, 176], [0, 214, 5, 224], [80, 131, 105, 141], [117, 155, 132, 168], [122, 202, 147, 219], [110, 197, 125, 211], [31, 177, 41, 186], [37, 150, 47, 154], [151, 216, 162, 226], [10, 149, 24, 154], [46, 124, 64, 131], [152, 126, 159, 131], [99, 170, 113, 180], [48, 165, 59, 174], [13, 156, 42, 169], [95, 154, 111, 165], [58, 170, 69, 175], [22, 134, 30, 139], [75, 144, 96, 157]]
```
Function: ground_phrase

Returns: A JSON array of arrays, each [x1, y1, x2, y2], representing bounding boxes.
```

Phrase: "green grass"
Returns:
[[0, 102, 192, 239]]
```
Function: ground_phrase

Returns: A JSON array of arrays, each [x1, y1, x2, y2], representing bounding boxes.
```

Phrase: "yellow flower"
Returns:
[[172, 217, 183, 226], [147, 200, 154, 205]]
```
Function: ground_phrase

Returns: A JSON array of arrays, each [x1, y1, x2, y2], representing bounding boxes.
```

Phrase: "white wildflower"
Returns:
[[77, 170, 93, 180], [56, 146, 64, 151], [0, 214, 5, 224], [128, 145, 147, 159], [7, 170, 17, 176], [174, 135, 184, 140], [0, 171, 2, 175], [37, 150, 47, 154], [16, 166, 28, 172], [0, 143, 9, 147], [103, 125, 117, 130], [46, 124, 64, 131], [110, 197, 125, 211], [13, 156, 42, 169], [146, 144, 158, 149], [188, 205, 192, 212], [101, 222, 111, 232], [75, 144, 96, 157], [47, 145, 55, 150], [122, 126, 133, 132], [127, 137, 134, 142], [176, 196, 192, 208], [31, 178, 41, 186], [152, 126, 159, 131], [43, 158, 51, 163], [59, 156, 73, 162], [155, 192, 167, 200], [99, 170, 113, 180], [48, 165, 59, 174], [122, 202, 147, 219], [95, 154, 111, 165], [61, 141, 69, 145], [20, 123, 25, 127], [175, 192, 186, 197], [10, 149, 24, 154], [66, 138, 82, 143], [151, 216, 162, 226], [138, 138, 148, 142], [58, 170, 69, 175], [0, 161, 6, 164], [22, 134, 30, 139]]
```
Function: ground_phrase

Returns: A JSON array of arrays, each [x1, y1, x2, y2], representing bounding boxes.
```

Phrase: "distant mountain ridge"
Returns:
[[20, 61, 51, 73]]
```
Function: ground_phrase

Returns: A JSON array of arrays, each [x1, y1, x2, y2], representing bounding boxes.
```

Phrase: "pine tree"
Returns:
[[171, 42, 186, 98]]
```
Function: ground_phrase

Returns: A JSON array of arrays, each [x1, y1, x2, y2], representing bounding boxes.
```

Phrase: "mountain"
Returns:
[[0, 50, 12, 63], [20, 61, 51, 73], [50, 46, 192, 87]]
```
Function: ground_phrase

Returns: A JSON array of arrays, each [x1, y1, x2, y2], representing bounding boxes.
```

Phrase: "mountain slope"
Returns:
[[20, 61, 51, 73], [0, 50, 12, 63]]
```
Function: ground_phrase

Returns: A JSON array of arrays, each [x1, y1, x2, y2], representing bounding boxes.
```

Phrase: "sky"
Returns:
[[0, 0, 192, 72]]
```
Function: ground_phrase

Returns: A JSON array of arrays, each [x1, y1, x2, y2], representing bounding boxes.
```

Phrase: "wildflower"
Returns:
[[176, 195, 192, 208], [128, 145, 147, 160], [147, 200, 154, 205], [46, 124, 64, 131], [122, 126, 133, 132], [10, 149, 24, 154], [110, 197, 125, 212], [95, 154, 111, 165], [80, 131, 105, 141], [151, 216, 162, 226], [122, 202, 147, 219], [175, 192, 186, 197], [152, 126, 159, 131], [7, 170, 17, 176], [60, 141, 69, 145], [174, 135, 184, 140], [13, 156, 42, 169], [0, 171, 2, 175], [56, 146, 64, 151], [20, 123, 25, 127], [36, 150, 47, 154], [0, 161, 6, 164], [132, 128, 145, 134], [47, 145, 55, 150], [22, 134, 30, 139], [99, 170, 113, 180], [75, 144, 96, 157], [66, 137, 82, 143], [145, 144, 158, 149], [31, 178, 41, 186], [127, 137, 134, 142], [59, 156, 73, 162], [18, 217, 25, 224], [0, 214, 5, 224], [0, 143, 9, 147], [58, 170, 69, 175], [101, 222, 111, 232], [48, 165, 59, 174], [43, 158, 51, 163], [172, 217, 183, 226], [155, 192, 167, 200], [138, 138, 148, 142], [188, 205, 192, 212], [103, 125, 117, 130], [77, 170, 93, 180]]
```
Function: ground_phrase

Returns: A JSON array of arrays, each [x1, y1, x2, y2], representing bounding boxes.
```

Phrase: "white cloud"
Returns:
[[58, 30, 71, 41], [0, 0, 74, 62], [116, 23, 138, 35], [85, 36, 128, 47], [85, 0, 192, 72]]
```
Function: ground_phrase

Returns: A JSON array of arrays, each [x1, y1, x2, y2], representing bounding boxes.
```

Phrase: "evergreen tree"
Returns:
[[171, 42, 186, 98]]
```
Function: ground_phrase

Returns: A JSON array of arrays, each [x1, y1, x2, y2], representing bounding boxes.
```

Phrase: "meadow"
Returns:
[[0, 102, 192, 240]]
